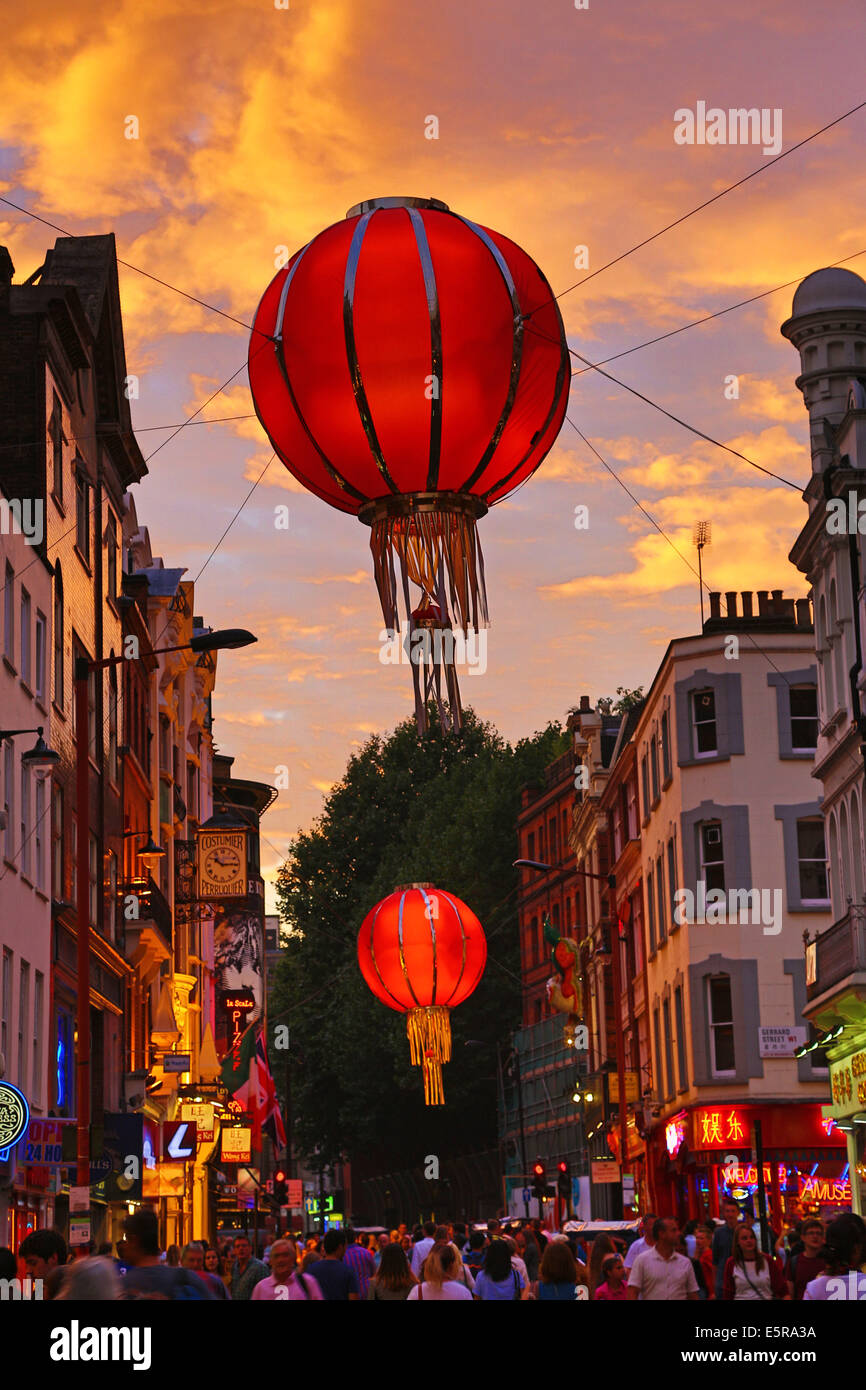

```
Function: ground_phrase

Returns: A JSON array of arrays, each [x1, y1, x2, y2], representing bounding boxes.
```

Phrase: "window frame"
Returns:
[[707, 974, 736, 1078], [691, 688, 718, 758]]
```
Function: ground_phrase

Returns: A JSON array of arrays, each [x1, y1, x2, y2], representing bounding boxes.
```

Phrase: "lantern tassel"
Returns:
[[406, 1005, 451, 1105]]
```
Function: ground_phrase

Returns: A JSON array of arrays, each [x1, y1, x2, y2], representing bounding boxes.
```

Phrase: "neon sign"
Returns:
[[800, 1175, 851, 1204], [0, 1081, 30, 1161], [695, 1107, 747, 1148], [722, 1162, 787, 1188], [666, 1116, 686, 1156]]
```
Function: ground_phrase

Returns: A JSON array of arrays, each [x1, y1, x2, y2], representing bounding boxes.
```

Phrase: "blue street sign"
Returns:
[[522, 1187, 531, 1203]]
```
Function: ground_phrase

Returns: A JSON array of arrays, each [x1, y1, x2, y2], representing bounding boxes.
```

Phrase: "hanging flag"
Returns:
[[220, 1020, 258, 1108], [254, 1029, 287, 1152]]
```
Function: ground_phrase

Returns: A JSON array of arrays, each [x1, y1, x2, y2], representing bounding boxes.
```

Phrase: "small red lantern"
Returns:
[[357, 883, 487, 1105], [249, 196, 568, 730]]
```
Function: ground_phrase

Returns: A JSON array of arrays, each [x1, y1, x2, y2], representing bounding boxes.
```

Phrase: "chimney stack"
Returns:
[[772, 589, 784, 614], [579, 695, 591, 712], [757, 590, 769, 616], [709, 592, 721, 620], [796, 597, 812, 627], [725, 592, 738, 620]]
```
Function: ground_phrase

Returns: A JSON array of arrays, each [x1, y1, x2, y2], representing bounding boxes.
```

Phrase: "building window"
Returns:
[[35, 610, 46, 701], [50, 391, 64, 502], [707, 975, 735, 1076], [797, 818, 829, 903], [105, 512, 117, 603], [692, 689, 717, 757], [75, 466, 90, 562], [4, 561, 13, 663], [2, 740, 13, 863], [105, 848, 117, 943], [662, 997, 674, 1099], [653, 1005, 663, 1099], [661, 710, 672, 782], [656, 853, 666, 944], [20, 587, 31, 686], [52, 783, 63, 896], [667, 839, 677, 927], [35, 778, 45, 890], [549, 816, 558, 863], [789, 686, 818, 751], [20, 764, 30, 877], [699, 822, 725, 893], [527, 831, 535, 862], [641, 754, 650, 820], [1, 948, 11, 1060], [108, 666, 118, 784], [674, 985, 688, 1090], [650, 735, 660, 802], [18, 960, 30, 1090], [626, 777, 638, 839], [646, 867, 656, 953], [53, 567, 64, 708], [612, 796, 624, 860], [32, 971, 43, 1105]]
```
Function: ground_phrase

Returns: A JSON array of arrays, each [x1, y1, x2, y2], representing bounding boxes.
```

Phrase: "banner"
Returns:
[[213, 900, 265, 1057]]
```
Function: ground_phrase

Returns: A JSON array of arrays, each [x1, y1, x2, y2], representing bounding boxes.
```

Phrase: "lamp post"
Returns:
[[515, 857, 629, 1219], [0, 725, 61, 769], [73, 627, 256, 1190]]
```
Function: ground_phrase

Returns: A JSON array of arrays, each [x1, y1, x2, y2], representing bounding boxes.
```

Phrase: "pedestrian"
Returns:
[[785, 1218, 825, 1300], [587, 1233, 615, 1295], [530, 1218, 548, 1253], [166, 1243, 181, 1267], [695, 1223, 715, 1300], [594, 1252, 628, 1302], [181, 1241, 229, 1299], [532, 1237, 583, 1301], [722, 1224, 787, 1300], [407, 1243, 473, 1301], [521, 1226, 541, 1282], [121, 1210, 214, 1300], [623, 1212, 656, 1272], [54, 1256, 121, 1301], [627, 1218, 699, 1301], [251, 1238, 323, 1300], [204, 1245, 232, 1291], [712, 1198, 742, 1298], [683, 1219, 698, 1259], [464, 1229, 486, 1277], [343, 1226, 376, 1298], [803, 1214, 866, 1301], [410, 1221, 437, 1279], [475, 1234, 528, 1300], [677, 1231, 709, 1298], [367, 1242, 417, 1301], [308, 1229, 360, 1300], [19, 1229, 68, 1288], [504, 1235, 528, 1289], [373, 1231, 390, 1268], [229, 1233, 268, 1300]]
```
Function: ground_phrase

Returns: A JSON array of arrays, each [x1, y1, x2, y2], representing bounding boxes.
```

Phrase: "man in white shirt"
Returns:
[[410, 1222, 437, 1279], [627, 1218, 699, 1301], [624, 1213, 656, 1270]]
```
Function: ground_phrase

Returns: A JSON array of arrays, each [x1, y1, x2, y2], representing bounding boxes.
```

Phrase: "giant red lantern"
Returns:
[[249, 196, 569, 730], [357, 883, 487, 1105]]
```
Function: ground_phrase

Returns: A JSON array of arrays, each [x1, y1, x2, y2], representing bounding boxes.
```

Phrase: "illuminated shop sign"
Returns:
[[665, 1115, 687, 1156], [694, 1107, 747, 1148], [0, 1082, 30, 1160]]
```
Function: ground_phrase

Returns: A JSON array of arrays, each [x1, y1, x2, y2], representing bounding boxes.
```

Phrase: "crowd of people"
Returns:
[[3, 1206, 865, 1301]]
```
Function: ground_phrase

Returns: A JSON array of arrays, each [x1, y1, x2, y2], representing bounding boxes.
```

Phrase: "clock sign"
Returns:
[[197, 830, 247, 898]]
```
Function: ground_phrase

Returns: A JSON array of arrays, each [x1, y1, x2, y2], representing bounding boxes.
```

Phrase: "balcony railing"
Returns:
[[806, 905, 866, 1001]]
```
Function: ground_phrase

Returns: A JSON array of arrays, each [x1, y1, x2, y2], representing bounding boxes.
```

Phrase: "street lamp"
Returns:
[[122, 829, 166, 873], [514, 856, 630, 1219], [74, 626, 257, 1190], [0, 725, 61, 769]]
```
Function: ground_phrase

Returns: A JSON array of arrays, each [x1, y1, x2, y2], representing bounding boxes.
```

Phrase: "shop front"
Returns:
[[651, 1101, 849, 1228], [826, 1043, 866, 1216]]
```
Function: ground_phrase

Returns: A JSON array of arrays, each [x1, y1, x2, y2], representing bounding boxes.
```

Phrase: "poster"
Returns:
[[213, 900, 264, 1057]]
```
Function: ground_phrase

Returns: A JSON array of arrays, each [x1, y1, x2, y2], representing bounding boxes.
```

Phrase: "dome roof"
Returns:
[[791, 267, 866, 317]]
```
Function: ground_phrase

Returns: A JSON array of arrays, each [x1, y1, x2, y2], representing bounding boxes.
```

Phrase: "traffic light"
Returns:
[[273, 1170, 288, 1206], [557, 1159, 570, 1199], [532, 1160, 546, 1199]]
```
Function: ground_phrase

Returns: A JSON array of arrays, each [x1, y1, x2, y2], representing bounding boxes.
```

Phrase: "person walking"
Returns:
[[367, 1242, 417, 1301], [251, 1239, 323, 1300], [373, 1232, 390, 1269], [204, 1245, 232, 1292], [410, 1221, 437, 1279], [343, 1227, 376, 1299], [230, 1234, 268, 1301], [785, 1218, 825, 1300], [532, 1238, 584, 1301], [587, 1234, 616, 1295], [627, 1218, 699, 1301], [308, 1230, 360, 1300], [695, 1224, 715, 1300], [803, 1214, 866, 1301], [623, 1213, 656, 1272], [475, 1235, 528, 1300], [407, 1244, 473, 1301], [712, 1198, 741, 1299], [121, 1211, 214, 1300], [594, 1252, 628, 1301], [181, 1242, 229, 1299], [722, 1224, 787, 1300]]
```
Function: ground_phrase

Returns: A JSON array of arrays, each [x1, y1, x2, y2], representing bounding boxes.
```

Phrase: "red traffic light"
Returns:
[[274, 1170, 286, 1183], [557, 1161, 568, 1174], [532, 1161, 544, 1177]]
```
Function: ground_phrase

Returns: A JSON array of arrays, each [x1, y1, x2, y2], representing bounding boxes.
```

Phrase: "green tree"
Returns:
[[594, 686, 645, 715], [269, 707, 566, 1171]]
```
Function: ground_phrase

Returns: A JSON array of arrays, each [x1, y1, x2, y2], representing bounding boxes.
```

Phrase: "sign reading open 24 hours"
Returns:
[[0, 1081, 30, 1158]]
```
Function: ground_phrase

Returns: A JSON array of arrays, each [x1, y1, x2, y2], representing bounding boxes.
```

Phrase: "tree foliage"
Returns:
[[270, 707, 567, 1171]]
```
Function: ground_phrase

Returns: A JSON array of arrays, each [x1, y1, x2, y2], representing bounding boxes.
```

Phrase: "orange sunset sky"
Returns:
[[2, 0, 864, 908]]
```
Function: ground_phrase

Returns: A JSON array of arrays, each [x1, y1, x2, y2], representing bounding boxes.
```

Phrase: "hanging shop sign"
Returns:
[[693, 1106, 749, 1150], [591, 1160, 621, 1184], [0, 1081, 30, 1160], [180, 1102, 216, 1145], [214, 907, 264, 1058], [197, 830, 247, 899], [91, 1114, 144, 1204], [221, 1127, 252, 1165], [830, 1050, 866, 1117], [607, 1071, 640, 1104]]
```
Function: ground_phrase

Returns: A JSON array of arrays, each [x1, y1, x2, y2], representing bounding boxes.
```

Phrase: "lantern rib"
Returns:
[[436, 891, 467, 1007], [272, 244, 368, 505], [343, 212, 400, 494], [397, 889, 422, 1008], [367, 896, 405, 1011], [407, 209, 444, 493], [480, 289, 570, 503], [419, 885, 439, 1003], [451, 217, 525, 495]]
